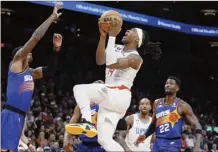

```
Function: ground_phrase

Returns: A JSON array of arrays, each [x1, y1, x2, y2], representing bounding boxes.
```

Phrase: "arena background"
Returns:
[[1, 1, 218, 152]]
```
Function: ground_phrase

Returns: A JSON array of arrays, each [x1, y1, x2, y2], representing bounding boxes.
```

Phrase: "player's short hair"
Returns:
[[167, 76, 181, 89], [141, 30, 162, 60], [11, 46, 22, 60]]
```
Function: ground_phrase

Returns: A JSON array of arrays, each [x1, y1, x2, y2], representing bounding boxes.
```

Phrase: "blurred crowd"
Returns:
[[1, 75, 218, 152]]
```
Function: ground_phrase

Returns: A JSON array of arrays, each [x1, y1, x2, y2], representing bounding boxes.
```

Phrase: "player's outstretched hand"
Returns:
[[135, 135, 146, 147], [53, 33, 62, 51], [98, 20, 108, 37], [53, 2, 63, 23]]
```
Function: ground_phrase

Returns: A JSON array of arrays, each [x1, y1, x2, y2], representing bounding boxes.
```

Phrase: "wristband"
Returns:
[[106, 36, 117, 65]]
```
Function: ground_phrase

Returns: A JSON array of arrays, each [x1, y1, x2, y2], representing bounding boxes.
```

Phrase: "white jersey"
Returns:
[[105, 44, 142, 89], [125, 114, 152, 151]]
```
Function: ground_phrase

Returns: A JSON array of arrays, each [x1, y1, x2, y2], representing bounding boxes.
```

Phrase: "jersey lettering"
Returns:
[[156, 110, 170, 119], [107, 69, 115, 76], [24, 75, 33, 81], [136, 128, 147, 135]]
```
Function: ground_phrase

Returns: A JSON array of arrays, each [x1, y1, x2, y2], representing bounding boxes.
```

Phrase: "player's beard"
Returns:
[[165, 89, 174, 95], [140, 110, 149, 116]]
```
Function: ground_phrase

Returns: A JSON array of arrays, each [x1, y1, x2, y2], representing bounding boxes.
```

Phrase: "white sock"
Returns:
[[73, 85, 92, 122], [98, 121, 125, 151], [81, 107, 92, 122]]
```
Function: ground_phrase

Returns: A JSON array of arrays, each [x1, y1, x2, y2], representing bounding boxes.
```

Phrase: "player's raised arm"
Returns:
[[96, 20, 107, 65], [13, 2, 62, 62], [135, 99, 159, 146], [30, 33, 62, 79], [179, 101, 202, 151]]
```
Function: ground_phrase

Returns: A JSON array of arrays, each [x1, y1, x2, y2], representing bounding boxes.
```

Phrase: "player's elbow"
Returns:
[[73, 84, 85, 94], [96, 59, 105, 65]]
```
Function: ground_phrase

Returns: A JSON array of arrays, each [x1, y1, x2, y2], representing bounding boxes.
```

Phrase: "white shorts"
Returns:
[[80, 83, 132, 128]]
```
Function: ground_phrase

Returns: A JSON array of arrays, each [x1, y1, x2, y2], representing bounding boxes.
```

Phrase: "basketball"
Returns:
[[99, 10, 123, 33]]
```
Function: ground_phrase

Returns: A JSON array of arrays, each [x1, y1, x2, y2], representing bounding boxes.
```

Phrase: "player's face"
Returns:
[[139, 99, 151, 114], [165, 79, 179, 95], [27, 53, 33, 63], [122, 28, 138, 44]]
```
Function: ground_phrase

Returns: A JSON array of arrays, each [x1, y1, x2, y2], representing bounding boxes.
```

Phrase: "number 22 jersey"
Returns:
[[155, 98, 185, 139]]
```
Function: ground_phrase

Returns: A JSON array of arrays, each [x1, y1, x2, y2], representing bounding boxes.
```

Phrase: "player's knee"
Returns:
[[73, 84, 84, 93]]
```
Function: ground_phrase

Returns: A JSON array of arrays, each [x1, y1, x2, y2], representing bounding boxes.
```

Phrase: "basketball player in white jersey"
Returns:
[[118, 98, 152, 151], [70, 21, 161, 151]]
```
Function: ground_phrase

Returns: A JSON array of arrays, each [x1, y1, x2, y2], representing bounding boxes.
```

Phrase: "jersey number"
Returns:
[[160, 123, 170, 133], [107, 69, 115, 76]]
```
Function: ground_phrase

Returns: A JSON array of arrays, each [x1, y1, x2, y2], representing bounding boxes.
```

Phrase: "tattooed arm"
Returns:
[[13, 2, 62, 62], [107, 54, 142, 70]]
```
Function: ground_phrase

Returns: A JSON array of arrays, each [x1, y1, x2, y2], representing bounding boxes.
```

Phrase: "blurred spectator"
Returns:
[[211, 143, 218, 152]]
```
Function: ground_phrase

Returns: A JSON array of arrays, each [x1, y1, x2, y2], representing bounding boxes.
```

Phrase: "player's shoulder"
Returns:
[[125, 114, 134, 123], [153, 98, 162, 105], [178, 100, 191, 109]]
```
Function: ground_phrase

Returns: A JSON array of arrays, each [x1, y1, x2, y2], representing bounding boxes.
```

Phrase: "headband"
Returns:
[[135, 28, 143, 48]]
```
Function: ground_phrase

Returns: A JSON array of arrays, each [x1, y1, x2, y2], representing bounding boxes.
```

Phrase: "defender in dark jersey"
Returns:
[[65, 104, 105, 152], [135, 76, 202, 152], [1, 3, 63, 152], [64, 80, 105, 152]]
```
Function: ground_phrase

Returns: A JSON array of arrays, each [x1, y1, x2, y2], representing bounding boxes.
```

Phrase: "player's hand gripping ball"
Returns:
[[99, 10, 123, 33]]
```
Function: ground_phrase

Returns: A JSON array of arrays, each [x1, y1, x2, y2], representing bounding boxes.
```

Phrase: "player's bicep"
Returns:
[[107, 54, 142, 70], [30, 67, 43, 79], [182, 102, 201, 129], [14, 37, 39, 61]]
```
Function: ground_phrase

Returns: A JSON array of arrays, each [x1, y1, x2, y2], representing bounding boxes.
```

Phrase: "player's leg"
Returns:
[[97, 107, 125, 151], [70, 83, 107, 137], [75, 143, 88, 152], [1, 110, 25, 152], [91, 146, 105, 152], [162, 139, 181, 152], [73, 83, 106, 122]]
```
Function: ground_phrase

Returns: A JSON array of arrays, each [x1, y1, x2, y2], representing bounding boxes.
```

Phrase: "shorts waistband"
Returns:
[[106, 85, 130, 91], [156, 136, 181, 140], [5, 105, 26, 117]]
